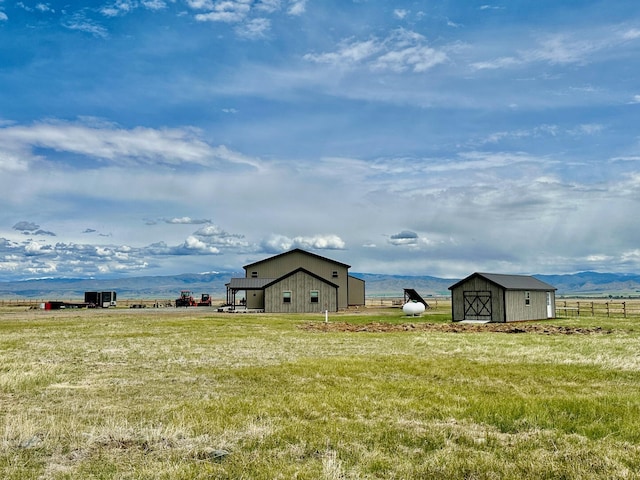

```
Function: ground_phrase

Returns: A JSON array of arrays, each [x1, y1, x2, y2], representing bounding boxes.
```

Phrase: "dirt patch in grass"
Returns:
[[300, 322, 613, 335]]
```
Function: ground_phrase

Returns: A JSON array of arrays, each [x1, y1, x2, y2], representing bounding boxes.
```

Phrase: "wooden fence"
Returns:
[[556, 299, 640, 318]]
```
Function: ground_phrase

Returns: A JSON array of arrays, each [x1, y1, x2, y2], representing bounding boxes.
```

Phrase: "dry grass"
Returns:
[[1, 305, 640, 478]]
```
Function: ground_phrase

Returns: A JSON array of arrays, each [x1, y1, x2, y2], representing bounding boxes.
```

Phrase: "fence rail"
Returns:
[[556, 300, 640, 318]]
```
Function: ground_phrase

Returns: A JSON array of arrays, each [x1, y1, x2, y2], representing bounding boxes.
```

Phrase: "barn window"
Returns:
[[310, 290, 319, 303], [251, 271, 258, 278], [283, 291, 291, 303], [332, 271, 338, 278], [525, 291, 530, 306]]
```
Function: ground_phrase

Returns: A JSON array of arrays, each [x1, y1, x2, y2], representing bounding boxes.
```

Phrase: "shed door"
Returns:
[[546, 292, 553, 318], [463, 291, 492, 321]]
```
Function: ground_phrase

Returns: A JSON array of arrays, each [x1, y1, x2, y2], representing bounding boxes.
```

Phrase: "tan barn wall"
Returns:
[[348, 276, 365, 306], [247, 250, 349, 309], [246, 290, 264, 310], [264, 271, 337, 313]]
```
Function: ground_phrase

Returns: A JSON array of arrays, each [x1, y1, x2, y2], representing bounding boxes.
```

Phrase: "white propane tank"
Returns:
[[402, 301, 425, 316]]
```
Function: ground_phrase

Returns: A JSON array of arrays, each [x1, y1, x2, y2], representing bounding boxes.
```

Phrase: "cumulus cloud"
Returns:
[[178, 236, 221, 254], [0, 12, 7, 21], [260, 234, 346, 253], [303, 28, 447, 73]]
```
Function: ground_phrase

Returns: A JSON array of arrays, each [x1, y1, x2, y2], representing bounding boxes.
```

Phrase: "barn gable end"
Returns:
[[226, 248, 364, 313]]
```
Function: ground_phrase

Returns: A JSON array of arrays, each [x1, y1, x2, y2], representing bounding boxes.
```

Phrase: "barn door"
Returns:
[[463, 291, 492, 321]]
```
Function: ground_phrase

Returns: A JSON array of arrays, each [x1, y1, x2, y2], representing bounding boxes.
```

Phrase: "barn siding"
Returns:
[[348, 276, 365, 306], [246, 289, 264, 310], [247, 250, 349, 309], [451, 277, 505, 322], [264, 271, 337, 313], [504, 290, 555, 321]]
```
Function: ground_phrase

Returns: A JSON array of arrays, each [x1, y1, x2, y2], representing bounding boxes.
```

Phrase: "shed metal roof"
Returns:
[[448, 272, 556, 291]]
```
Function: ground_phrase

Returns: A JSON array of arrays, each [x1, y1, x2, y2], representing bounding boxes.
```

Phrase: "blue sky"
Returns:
[[1, 0, 640, 281]]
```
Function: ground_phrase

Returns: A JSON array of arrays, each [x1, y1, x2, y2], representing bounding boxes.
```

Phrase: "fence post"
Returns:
[[591, 302, 594, 316], [624, 301, 627, 318], [606, 302, 609, 317]]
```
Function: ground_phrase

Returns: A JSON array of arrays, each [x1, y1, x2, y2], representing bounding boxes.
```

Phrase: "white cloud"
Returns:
[[0, 150, 29, 171], [304, 28, 447, 73], [393, 9, 408, 20], [0, 119, 263, 169], [186, 0, 215, 9], [180, 236, 221, 254], [100, 0, 136, 17], [472, 27, 635, 71], [256, 0, 281, 13], [35, 4, 54, 13], [0, 12, 7, 21], [287, 0, 306, 16], [194, 0, 252, 23], [165, 217, 212, 225], [622, 29, 640, 40], [260, 234, 345, 253], [62, 14, 109, 37], [141, 0, 167, 10], [235, 17, 270, 39]]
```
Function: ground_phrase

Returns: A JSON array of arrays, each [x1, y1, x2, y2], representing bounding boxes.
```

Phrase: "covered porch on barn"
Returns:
[[225, 277, 274, 311]]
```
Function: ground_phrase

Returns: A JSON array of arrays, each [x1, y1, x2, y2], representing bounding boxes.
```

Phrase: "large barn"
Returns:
[[225, 249, 365, 313], [449, 272, 556, 323]]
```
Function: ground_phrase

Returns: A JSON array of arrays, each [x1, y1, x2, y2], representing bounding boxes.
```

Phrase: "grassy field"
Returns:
[[1, 303, 640, 479]]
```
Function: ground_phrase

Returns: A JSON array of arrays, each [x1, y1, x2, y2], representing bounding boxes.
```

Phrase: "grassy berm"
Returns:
[[1, 304, 640, 479]]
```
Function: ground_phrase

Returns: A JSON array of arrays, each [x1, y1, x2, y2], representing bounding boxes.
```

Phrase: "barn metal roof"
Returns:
[[226, 277, 276, 290], [448, 272, 556, 291], [262, 267, 339, 289], [243, 248, 351, 270]]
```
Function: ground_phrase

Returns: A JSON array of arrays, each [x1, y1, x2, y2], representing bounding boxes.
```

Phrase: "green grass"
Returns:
[[1, 305, 640, 478]]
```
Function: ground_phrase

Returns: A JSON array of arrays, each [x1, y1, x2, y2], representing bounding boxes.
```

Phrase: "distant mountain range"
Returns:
[[2, 271, 640, 300]]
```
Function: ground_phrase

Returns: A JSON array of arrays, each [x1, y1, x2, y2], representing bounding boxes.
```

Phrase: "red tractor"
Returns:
[[175, 290, 197, 307], [175, 291, 212, 307], [197, 294, 212, 307]]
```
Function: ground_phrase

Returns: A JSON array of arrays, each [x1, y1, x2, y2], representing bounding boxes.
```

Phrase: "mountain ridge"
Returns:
[[2, 271, 640, 300]]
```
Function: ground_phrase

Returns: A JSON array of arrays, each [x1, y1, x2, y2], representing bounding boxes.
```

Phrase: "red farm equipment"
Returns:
[[175, 291, 212, 307], [175, 290, 197, 307], [197, 294, 212, 306]]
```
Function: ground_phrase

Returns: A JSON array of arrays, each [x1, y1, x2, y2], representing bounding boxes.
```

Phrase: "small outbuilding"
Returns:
[[448, 272, 556, 323]]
